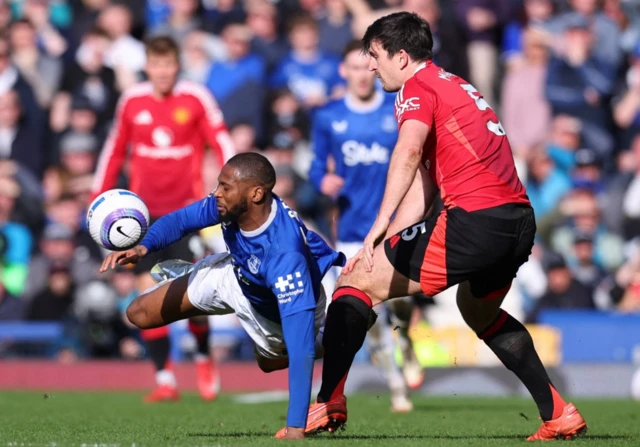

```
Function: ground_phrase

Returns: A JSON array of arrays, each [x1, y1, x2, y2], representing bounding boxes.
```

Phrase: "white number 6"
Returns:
[[460, 84, 506, 137]]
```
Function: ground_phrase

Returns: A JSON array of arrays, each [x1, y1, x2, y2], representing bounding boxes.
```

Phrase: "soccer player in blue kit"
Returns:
[[309, 40, 424, 413], [100, 153, 345, 440]]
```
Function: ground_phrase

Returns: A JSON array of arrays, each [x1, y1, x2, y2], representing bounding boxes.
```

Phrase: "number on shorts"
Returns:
[[401, 222, 427, 241], [460, 83, 506, 137]]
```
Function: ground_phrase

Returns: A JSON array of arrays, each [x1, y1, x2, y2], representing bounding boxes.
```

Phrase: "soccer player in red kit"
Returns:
[[304, 13, 587, 441], [91, 36, 235, 403]]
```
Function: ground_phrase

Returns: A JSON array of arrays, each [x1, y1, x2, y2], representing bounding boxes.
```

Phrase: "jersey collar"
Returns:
[[344, 90, 384, 114], [414, 61, 428, 74], [239, 199, 277, 238]]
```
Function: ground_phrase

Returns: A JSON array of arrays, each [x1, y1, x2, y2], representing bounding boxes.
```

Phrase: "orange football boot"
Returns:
[[527, 403, 587, 441], [305, 395, 348, 435], [144, 384, 180, 403], [196, 358, 220, 402]]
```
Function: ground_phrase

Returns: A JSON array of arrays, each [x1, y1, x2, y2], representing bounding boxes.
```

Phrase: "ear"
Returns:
[[338, 62, 347, 81], [252, 185, 265, 203], [398, 49, 410, 70]]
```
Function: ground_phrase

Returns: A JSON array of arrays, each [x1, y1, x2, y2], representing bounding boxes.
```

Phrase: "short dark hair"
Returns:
[[227, 153, 276, 192], [342, 40, 364, 60], [145, 35, 180, 58], [362, 12, 433, 62]]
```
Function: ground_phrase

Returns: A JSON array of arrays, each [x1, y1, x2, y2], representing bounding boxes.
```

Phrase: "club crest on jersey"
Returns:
[[382, 115, 397, 132], [247, 254, 261, 274], [331, 120, 348, 133], [173, 107, 191, 125], [395, 85, 420, 120]]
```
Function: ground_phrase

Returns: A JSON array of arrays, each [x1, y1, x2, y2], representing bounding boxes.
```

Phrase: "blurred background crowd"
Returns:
[[0, 0, 640, 363]]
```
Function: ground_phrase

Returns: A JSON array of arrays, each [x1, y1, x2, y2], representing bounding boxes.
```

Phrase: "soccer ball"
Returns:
[[87, 189, 150, 251]]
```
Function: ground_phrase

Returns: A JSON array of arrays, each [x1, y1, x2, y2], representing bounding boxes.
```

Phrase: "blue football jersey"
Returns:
[[309, 91, 398, 242], [140, 194, 345, 324]]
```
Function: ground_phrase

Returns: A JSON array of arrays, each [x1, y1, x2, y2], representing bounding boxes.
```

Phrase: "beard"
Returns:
[[219, 197, 249, 223]]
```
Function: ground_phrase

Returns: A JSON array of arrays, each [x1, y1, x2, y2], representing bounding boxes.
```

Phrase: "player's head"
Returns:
[[362, 12, 433, 92], [214, 153, 276, 222], [339, 40, 376, 101], [144, 36, 180, 96]]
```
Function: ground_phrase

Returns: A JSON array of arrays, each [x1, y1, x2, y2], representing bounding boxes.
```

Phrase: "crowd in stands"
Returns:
[[0, 0, 639, 361]]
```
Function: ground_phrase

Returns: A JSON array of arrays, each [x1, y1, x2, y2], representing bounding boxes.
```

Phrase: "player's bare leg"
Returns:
[[388, 298, 424, 390], [135, 272, 179, 403], [366, 303, 413, 413], [456, 281, 587, 440]]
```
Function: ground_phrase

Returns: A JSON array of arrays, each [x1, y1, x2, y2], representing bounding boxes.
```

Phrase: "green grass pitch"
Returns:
[[0, 391, 638, 446]]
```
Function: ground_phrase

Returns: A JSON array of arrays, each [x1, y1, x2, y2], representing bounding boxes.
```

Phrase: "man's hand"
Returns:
[[99, 245, 148, 273], [342, 248, 364, 275], [275, 427, 305, 440], [362, 216, 390, 272], [320, 173, 344, 199]]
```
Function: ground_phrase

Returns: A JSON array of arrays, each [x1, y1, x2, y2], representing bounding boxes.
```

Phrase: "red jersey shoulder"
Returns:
[[174, 80, 225, 127]]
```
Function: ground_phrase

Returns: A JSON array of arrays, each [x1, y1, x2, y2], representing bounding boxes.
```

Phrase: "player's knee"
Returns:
[[126, 298, 151, 329], [334, 269, 382, 306]]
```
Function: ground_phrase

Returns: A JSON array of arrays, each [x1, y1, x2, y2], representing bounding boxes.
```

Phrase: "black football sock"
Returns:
[[188, 319, 211, 358], [317, 286, 372, 403], [479, 310, 567, 421], [146, 335, 171, 372]]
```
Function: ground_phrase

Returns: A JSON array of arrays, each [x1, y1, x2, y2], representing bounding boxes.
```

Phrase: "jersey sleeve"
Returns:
[[90, 93, 131, 200], [308, 109, 331, 192], [140, 193, 221, 253], [266, 252, 317, 319], [193, 86, 236, 166], [395, 79, 435, 130]]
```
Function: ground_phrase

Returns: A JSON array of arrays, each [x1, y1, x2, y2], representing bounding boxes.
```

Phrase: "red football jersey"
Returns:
[[395, 61, 530, 212], [92, 80, 235, 217]]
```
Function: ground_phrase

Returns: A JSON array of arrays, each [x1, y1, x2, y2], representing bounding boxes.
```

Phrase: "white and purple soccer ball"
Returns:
[[87, 189, 150, 251]]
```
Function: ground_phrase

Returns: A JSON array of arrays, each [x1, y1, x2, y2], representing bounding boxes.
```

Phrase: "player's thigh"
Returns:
[[335, 216, 446, 305], [126, 274, 206, 329], [456, 206, 537, 333]]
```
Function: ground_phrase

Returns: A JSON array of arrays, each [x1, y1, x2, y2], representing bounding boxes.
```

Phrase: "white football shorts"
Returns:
[[186, 252, 326, 359]]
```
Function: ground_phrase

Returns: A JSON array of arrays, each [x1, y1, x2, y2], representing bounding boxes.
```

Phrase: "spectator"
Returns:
[[525, 147, 572, 220], [550, 188, 625, 271], [229, 122, 259, 153], [265, 88, 310, 151], [0, 36, 44, 134], [26, 262, 75, 321], [501, 27, 552, 161], [571, 147, 606, 195], [317, 0, 353, 57], [603, 0, 640, 55], [0, 89, 45, 179], [51, 27, 118, 134], [205, 23, 267, 141], [9, 19, 63, 109], [0, 265, 25, 321], [97, 4, 146, 90], [149, 0, 202, 46], [269, 14, 343, 109], [527, 252, 595, 322], [19, 0, 68, 58], [612, 43, 640, 138], [455, 0, 511, 107], [245, 0, 289, 73], [0, 171, 32, 296], [570, 230, 607, 293], [545, 115, 582, 176], [502, 0, 555, 67], [544, 15, 616, 157], [201, 0, 246, 35], [544, 0, 622, 67]]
